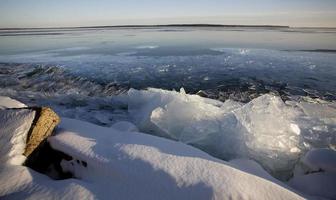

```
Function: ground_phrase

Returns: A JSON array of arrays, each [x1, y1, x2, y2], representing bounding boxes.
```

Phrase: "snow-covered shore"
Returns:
[[0, 92, 335, 199]]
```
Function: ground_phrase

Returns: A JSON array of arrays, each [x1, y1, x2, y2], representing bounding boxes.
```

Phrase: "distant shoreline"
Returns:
[[0, 24, 291, 30]]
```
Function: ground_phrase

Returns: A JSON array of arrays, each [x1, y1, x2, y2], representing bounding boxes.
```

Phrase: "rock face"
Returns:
[[21, 107, 73, 180], [24, 107, 60, 157]]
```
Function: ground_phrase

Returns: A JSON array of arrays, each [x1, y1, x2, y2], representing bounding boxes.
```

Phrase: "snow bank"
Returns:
[[0, 164, 95, 199], [229, 159, 281, 183], [50, 118, 304, 199], [0, 97, 34, 165], [289, 148, 336, 199], [289, 172, 336, 199], [0, 109, 35, 165], [0, 117, 305, 199], [128, 88, 332, 177], [297, 148, 336, 174]]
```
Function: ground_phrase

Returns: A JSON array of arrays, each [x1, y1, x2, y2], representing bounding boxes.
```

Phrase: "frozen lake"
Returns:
[[0, 26, 336, 101]]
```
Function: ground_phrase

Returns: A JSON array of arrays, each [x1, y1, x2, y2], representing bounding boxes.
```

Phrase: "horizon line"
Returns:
[[0, 23, 291, 30], [1, 23, 336, 30]]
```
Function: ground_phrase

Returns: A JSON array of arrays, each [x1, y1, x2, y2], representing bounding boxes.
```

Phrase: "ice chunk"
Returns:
[[127, 89, 318, 177], [150, 101, 248, 160], [150, 95, 225, 143], [233, 94, 303, 175], [290, 124, 301, 135], [294, 101, 336, 150], [220, 99, 244, 113], [129, 88, 246, 160], [298, 101, 336, 124], [128, 88, 226, 137]]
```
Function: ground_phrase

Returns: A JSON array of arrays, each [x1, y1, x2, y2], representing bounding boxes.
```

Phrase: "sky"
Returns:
[[0, 0, 336, 28]]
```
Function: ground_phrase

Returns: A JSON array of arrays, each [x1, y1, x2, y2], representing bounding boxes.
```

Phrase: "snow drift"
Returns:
[[0, 96, 35, 165], [0, 116, 305, 199]]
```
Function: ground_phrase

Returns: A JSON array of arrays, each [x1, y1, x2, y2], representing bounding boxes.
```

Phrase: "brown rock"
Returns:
[[24, 107, 60, 157]]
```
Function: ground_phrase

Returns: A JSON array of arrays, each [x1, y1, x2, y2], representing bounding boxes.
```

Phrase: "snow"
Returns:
[[289, 149, 336, 199], [0, 96, 33, 165], [0, 165, 95, 200], [110, 121, 139, 132], [0, 115, 305, 199], [0, 109, 35, 165], [300, 148, 336, 173], [48, 118, 304, 200], [1, 94, 335, 199], [289, 172, 336, 199], [0, 96, 27, 109], [229, 159, 281, 183]]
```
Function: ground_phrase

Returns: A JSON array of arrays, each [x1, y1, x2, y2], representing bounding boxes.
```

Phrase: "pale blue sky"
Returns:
[[1, 0, 335, 28]]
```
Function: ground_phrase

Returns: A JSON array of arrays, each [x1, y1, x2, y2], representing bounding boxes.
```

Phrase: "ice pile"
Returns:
[[1, 95, 335, 199], [128, 88, 336, 178]]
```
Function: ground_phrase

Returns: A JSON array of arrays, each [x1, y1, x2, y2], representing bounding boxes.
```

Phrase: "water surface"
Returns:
[[0, 26, 336, 124]]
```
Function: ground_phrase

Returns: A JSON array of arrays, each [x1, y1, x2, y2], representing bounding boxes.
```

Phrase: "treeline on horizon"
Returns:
[[0, 24, 290, 30]]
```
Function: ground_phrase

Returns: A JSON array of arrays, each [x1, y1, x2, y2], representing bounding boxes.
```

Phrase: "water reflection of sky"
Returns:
[[1, 27, 336, 55]]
